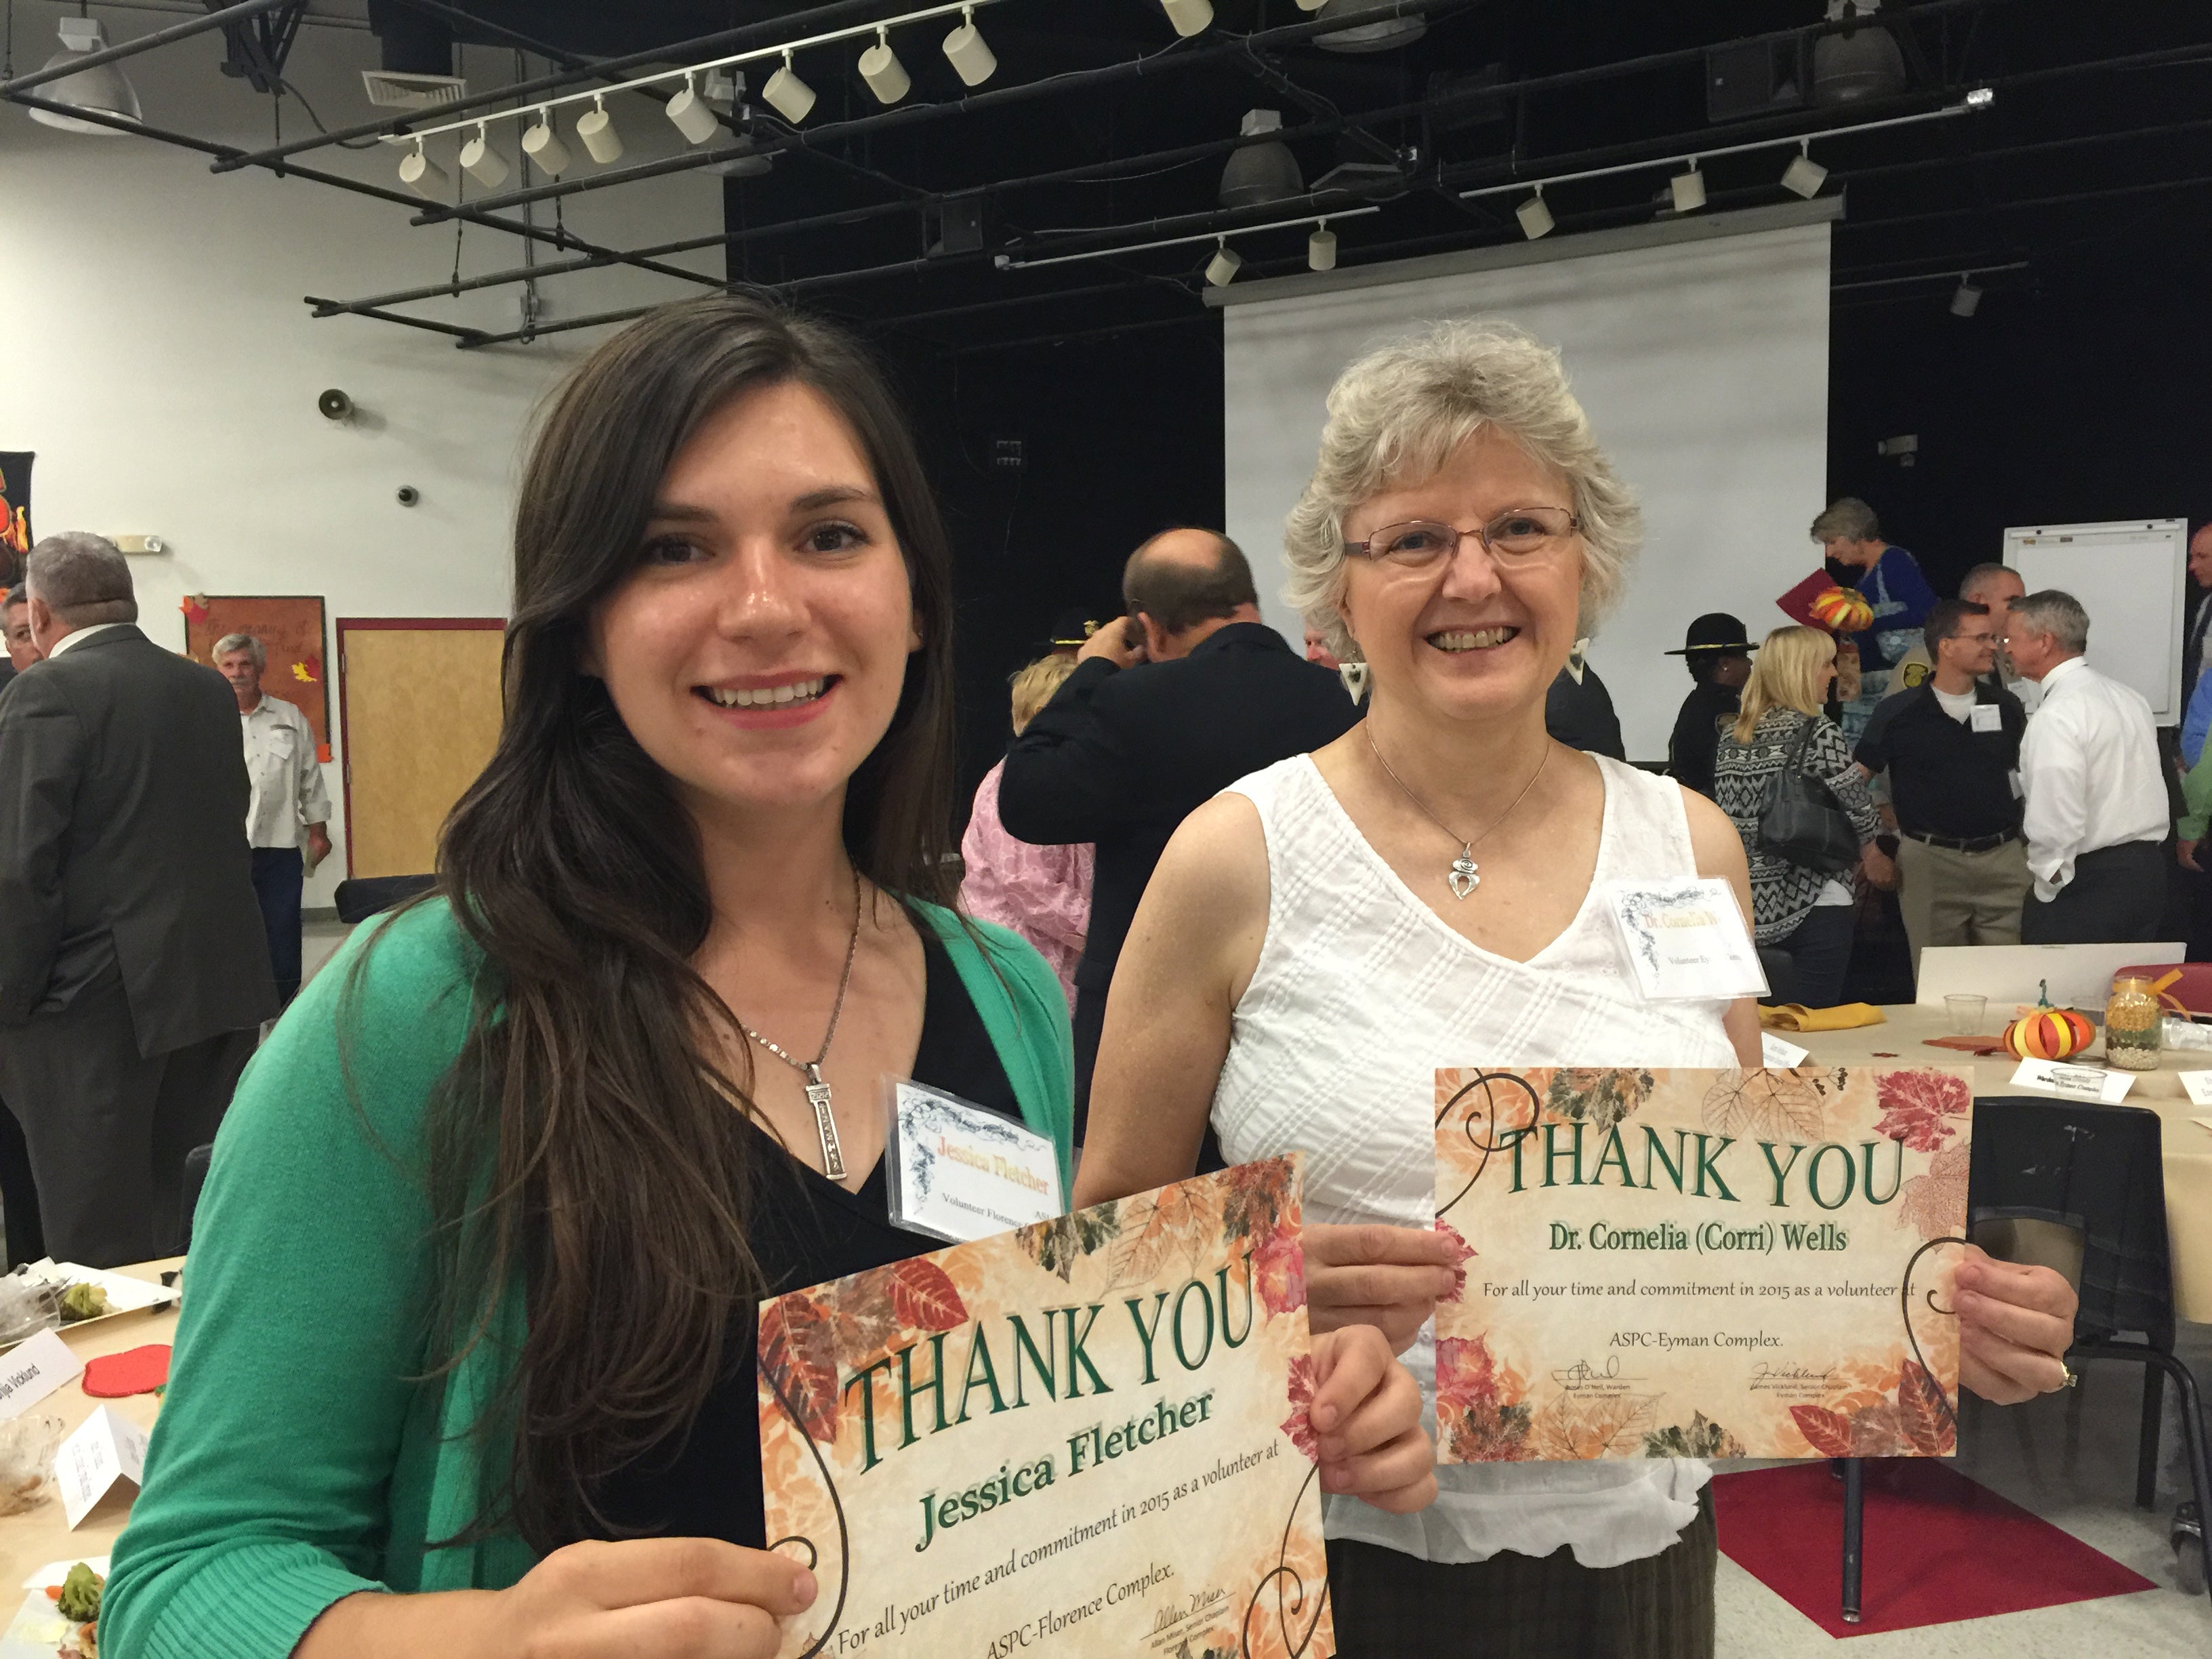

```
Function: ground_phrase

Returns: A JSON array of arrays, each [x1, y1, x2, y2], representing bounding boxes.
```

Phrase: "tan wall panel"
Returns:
[[344, 626, 504, 879]]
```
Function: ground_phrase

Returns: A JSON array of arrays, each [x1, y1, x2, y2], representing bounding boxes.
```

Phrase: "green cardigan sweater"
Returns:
[[102, 899, 1074, 1659]]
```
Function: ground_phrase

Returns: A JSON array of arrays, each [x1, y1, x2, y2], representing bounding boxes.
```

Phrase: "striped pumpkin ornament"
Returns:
[[2002, 1007, 2095, 1061]]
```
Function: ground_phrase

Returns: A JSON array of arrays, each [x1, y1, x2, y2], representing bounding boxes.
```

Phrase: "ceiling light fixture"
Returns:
[[1307, 223, 1337, 271], [943, 7, 996, 86], [458, 123, 508, 187], [520, 110, 570, 176], [1160, 0, 1214, 38], [1780, 140, 1827, 199], [994, 205, 1379, 274], [1950, 276, 1982, 317], [1669, 161, 1707, 213], [665, 75, 720, 144], [1314, 0, 1427, 54], [1219, 109, 1303, 209], [1204, 238, 1244, 286], [1515, 186, 1555, 239], [579, 94, 627, 161], [859, 26, 911, 104], [26, 18, 143, 135], [398, 138, 447, 198], [764, 51, 817, 123]]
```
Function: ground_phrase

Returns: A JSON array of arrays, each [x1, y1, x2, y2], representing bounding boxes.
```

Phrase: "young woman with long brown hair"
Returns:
[[103, 295, 1433, 1659]]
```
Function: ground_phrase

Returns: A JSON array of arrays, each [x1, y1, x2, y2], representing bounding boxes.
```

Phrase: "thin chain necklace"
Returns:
[[739, 865, 863, 1180], [1364, 722, 1553, 900]]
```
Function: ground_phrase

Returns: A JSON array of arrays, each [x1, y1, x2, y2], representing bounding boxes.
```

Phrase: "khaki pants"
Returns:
[[1898, 835, 2032, 978]]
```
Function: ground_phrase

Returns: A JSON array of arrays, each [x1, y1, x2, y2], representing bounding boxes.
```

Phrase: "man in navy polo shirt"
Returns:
[[1854, 598, 2029, 978]]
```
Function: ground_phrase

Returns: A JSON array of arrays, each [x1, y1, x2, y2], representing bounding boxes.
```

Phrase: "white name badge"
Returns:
[[1761, 1031, 1811, 1069], [1971, 703, 2002, 733], [1604, 877, 1770, 1002], [0, 1330, 81, 1423], [2179, 1070, 2212, 1107], [884, 1081, 1062, 1244], [2009, 1057, 2134, 1105], [56, 1405, 146, 1529]]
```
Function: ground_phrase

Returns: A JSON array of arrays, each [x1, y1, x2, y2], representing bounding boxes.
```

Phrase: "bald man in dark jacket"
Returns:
[[0, 534, 275, 1265]]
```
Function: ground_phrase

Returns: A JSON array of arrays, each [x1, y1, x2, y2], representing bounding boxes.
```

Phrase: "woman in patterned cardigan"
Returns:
[[1714, 625, 1895, 1008]]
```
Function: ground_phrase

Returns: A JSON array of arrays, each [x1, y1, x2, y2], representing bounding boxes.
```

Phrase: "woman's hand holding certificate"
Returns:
[[1307, 1324, 1439, 1511], [1952, 1247, 2078, 1404], [1305, 1223, 1463, 1355]]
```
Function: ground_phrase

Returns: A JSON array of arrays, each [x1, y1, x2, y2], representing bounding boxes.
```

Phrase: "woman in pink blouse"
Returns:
[[962, 655, 1092, 1008]]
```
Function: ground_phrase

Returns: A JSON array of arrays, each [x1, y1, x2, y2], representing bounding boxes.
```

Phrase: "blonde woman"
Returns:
[[1076, 323, 2074, 1657], [1713, 624, 1893, 1008], [960, 655, 1092, 1008]]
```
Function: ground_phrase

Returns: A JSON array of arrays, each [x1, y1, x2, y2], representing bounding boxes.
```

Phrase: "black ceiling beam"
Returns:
[[0, 0, 296, 96], [212, 0, 1004, 173], [300, 295, 490, 342], [0, 89, 722, 291], [407, 0, 1480, 224]]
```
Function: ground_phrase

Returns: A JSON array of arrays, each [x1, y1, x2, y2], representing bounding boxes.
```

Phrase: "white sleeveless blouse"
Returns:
[[1212, 752, 1738, 1568]]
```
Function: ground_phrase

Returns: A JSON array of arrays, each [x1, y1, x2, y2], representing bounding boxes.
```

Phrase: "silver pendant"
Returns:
[[804, 1063, 846, 1180], [1448, 848, 1479, 899]]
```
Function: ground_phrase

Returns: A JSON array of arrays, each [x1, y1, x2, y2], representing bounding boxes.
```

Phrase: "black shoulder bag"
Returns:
[[1757, 714, 1860, 875]]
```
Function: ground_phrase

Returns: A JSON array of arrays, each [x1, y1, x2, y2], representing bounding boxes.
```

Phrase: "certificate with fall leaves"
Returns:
[[1433, 1066, 1971, 1465], [758, 1155, 1335, 1659]]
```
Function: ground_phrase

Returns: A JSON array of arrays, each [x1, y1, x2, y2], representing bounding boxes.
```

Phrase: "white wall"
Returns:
[[0, 3, 726, 902], [1219, 209, 1832, 762]]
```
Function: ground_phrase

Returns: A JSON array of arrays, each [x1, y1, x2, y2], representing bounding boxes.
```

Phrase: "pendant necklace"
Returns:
[[1364, 724, 1552, 900], [739, 866, 863, 1180]]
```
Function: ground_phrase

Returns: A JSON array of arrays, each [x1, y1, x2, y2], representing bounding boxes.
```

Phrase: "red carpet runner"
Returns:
[[1713, 1460, 2156, 1637]]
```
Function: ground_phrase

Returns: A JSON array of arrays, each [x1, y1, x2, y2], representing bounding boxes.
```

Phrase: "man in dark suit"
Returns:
[[998, 529, 1358, 1138], [0, 533, 276, 1266]]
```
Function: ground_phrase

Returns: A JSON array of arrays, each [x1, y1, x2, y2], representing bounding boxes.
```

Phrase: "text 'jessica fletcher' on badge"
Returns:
[[1604, 877, 1769, 1002], [884, 1080, 1062, 1244]]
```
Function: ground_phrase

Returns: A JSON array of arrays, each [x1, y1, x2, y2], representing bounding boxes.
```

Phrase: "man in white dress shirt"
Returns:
[[214, 633, 332, 1006], [2008, 590, 2170, 943]]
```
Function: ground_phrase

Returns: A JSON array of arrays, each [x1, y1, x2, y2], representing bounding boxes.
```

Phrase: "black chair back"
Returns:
[[179, 1143, 213, 1256], [1965, 1093, 2173, 1345], [333, 874, 436, 924]]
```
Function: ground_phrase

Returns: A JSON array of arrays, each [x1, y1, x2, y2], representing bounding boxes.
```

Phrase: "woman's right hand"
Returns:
[[493, 1539, 817, 1659], [302, 1538, 818, 1659], [1305, 1223, 1462, 1355]]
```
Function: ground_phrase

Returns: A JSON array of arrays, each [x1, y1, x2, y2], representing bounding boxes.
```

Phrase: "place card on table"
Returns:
[[0, 1330, 81, 1424], [1434, 1065, 1971, 1462], [1761, 1033, 1811, 1069], [758, 1155, 1331, 1659], [2177, 1071, 2212, 1109], [57, 1405, 146, 1529], [2009, 1057, 2134, 1105]]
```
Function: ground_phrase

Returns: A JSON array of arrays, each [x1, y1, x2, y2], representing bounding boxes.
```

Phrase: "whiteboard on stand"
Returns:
[[2005, 518, 2186, 722]]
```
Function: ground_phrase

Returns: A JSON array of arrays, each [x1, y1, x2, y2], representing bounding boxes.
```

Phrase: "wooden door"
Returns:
[[337, 619, 506, 878]]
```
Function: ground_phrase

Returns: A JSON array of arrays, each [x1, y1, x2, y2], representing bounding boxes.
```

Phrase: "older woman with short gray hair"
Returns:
[[1078, 321, 2078, 1655]]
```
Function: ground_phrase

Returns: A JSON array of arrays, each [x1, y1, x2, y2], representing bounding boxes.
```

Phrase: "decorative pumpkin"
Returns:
[[1807, 586, 1876, 634], [2003, 1007, 2095, 1061]]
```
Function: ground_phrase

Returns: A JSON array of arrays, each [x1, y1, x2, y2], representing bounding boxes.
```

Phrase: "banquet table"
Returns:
[[1792, 1004, 2212, 1323], [0, 1258, 180, 1591]]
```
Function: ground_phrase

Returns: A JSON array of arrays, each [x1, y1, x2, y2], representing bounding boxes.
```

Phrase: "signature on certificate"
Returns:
[[1553, 1355, 1639, 1391]]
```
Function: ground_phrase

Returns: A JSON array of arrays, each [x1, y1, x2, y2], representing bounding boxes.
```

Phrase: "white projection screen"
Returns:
[[1218, 202, 1837, 762]]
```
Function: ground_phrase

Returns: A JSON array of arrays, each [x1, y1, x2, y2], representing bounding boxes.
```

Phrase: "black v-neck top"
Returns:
[[587, 918, 1020, 1545]]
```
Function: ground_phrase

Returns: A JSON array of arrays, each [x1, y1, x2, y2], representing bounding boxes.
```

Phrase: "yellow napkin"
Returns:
[[1759, 1003, 1888, 1032]]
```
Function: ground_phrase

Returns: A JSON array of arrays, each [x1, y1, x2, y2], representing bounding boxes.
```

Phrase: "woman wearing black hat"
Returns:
[[1666, 613, 1754, 799]]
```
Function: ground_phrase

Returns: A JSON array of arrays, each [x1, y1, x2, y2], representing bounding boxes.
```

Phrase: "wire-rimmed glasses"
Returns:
[[1343, 506, 1583, 569]]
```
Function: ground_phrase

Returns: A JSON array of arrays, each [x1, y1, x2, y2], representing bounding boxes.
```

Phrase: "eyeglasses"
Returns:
[[1343, 506, 1583, 569]]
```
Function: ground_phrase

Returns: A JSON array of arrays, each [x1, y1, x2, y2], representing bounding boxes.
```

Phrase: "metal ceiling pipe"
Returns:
[[407, 0, 1478, 223], [0, 0, 298, 96], [212, 0, 1000, 173], [0, 88, 723, 290]]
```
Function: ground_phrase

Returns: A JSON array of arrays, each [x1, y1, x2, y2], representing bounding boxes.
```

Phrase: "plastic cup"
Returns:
[[1945, 994, 1988, 1037]]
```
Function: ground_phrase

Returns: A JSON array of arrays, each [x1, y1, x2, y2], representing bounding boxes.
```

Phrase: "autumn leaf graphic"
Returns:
[[1529, 1389, 1660, 1461], [1221, 1156, 1296, 1243], [1898, 1359, 1957, 1456], [1280, 1353, 1319, 1462], [1544, 1069, 1655, 1134], [1106, 1182, 1214, 1288], [1251, 1226, 1307, 1315], [888, 1257, 968, 1331], [1642, 1412, 1747, 1460], [1788, 1403, 1856, 1458], [1874, 1069, 1971, 1153], [1016, 1204, 1118, 1282], [1898, 1141, 1970, 1241], [759, 1291, 840, 1444], [1702, 1069, 1826, 1139]]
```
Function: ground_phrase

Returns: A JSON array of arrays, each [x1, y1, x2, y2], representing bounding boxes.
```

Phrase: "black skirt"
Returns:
[[1324, 1488, 1717, 1659]]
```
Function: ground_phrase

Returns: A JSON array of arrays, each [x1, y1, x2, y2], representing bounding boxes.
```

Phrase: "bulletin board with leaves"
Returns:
[[181, 595, 331, 761]]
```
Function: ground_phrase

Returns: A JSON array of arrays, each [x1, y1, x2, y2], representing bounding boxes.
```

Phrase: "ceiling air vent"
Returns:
[[360, 70, 468, 110]]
